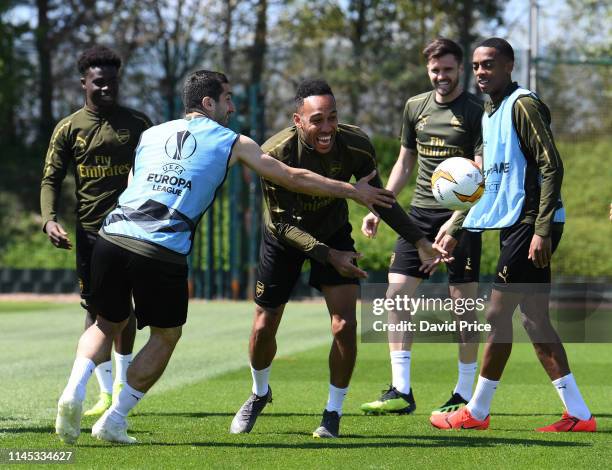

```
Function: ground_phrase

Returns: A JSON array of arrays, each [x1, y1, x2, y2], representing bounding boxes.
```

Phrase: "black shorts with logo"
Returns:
[[389, 206, 481, 283], [89, 237, 188, 329], [493, 222, 563, 290], [255, 224, 359, 308]]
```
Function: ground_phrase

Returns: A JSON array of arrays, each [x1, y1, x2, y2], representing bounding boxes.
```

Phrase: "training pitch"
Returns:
[[1, 300, 610, 468]]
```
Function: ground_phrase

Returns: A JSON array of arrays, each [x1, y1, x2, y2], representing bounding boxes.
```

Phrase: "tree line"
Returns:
[[0, 0, 609, 268]]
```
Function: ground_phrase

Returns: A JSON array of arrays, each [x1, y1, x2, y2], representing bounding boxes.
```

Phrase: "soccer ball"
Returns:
[[431, 157, 484, 211]]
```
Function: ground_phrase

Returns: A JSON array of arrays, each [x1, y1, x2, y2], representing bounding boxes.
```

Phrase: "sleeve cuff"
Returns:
[[447, 224, 463, 238], [309, 244, 330, 265], [534, 224, 551, 238], [41, 218, 55, 233], [447, 212, 466, 238]]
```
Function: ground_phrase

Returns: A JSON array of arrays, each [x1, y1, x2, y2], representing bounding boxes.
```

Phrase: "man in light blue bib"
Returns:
[[431, 38, 595, 433]]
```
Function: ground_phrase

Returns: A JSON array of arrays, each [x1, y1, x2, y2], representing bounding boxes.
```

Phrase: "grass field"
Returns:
[[1, 300, 610, 469]]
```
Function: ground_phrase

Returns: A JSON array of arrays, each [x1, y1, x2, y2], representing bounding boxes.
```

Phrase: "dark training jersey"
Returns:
[[40, 105, 152, 232], [401, 90, 484, 208], [261, 124, 424, 264]]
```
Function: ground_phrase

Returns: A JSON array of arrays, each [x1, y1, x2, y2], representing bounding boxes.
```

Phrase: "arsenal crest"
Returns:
[[116, 129, 130, 144]]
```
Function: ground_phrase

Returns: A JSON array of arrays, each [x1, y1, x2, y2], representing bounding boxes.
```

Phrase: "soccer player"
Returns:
[[430, 38, 596, 432], [360, 38, 483, 416], [40, 46, 151, 416], [54, 70, 408, 444], [230, 79, 449, 439]]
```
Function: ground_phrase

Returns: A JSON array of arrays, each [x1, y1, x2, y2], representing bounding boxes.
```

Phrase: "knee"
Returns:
[[154, 326, 182, 347], [520, 311, 551, 333], [520, 315, 538, 335], [252, 306, 281, 343], [385, 283, 406, 300], [485, 304, 512, 329], [331, 317, 357, 344], [521, 312, 559, 343], [95, 316, 126, 336]]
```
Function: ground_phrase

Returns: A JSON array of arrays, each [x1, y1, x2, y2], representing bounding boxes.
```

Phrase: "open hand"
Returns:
[[528, 234, 551, 268], [415, 238, 454, 274], [327, 249, 368, 279], [44, 221, 72, 250], [352, 170, 395, 216], [433, 234, 458, 259]]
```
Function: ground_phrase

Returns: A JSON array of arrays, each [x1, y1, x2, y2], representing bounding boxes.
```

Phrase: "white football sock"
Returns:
[[466, 375, 499, 421], [61, 357, 96, 402], [326, 384, 348, 415], [453, 361, 478, 401], [552, 373, 591, 421], [251, 365, 271, 397], [114, 352, 132, 385], [390, 350, 411, 395], [107, 383, 145, 424], [94, 360, 113, 394]]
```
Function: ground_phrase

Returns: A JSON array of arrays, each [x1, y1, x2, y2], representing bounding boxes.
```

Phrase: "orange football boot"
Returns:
[[536, 410, 596, 432], [430, 407, 490, 430]]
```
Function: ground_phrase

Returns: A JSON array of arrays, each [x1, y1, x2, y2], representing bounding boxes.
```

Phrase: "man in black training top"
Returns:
[[230, 79, 449, 438], [40, 45, 152, 416], [360, 38, 484, 417]]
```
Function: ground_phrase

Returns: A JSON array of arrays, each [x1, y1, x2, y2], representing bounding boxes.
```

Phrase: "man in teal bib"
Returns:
[[430, 38, 595, 433]]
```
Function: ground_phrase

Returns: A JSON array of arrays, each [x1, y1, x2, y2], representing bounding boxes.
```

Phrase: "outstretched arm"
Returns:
[[230, 135, 396, 211], [362, 146, 417, 238]]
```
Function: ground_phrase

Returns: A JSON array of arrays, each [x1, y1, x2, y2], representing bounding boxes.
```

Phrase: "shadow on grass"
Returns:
[[481, 413, 560, 417], [138, 434, 591, 450], [0, 426, 55, 434], [133, 412, 363, 418], [0, 426, 147, 435], [493, 413, 612, 418]]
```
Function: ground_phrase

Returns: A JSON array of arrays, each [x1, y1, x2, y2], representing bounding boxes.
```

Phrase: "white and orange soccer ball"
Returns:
[[430, 157, 484, 211]]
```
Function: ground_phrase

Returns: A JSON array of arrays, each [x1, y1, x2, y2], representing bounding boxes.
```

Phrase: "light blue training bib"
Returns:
[[103, 116, 238, 254], [463, 87, 564, 230]]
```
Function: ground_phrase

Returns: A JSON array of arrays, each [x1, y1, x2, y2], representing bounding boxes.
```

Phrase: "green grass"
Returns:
[[1, 300, 610, 469]]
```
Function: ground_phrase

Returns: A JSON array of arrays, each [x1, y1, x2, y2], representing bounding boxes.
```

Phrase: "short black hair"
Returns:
[[294, 79, 334, 110], [77, 46, 122, 75], [183, 70, 229, 114], [478, 37, 514, 62], [423, 38, 463, 64]]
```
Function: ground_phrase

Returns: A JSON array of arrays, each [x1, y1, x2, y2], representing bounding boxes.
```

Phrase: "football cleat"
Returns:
[[536, 410, 596, 432], [313, 410, 341, 438], [360, 385, 416, 415], [431, 392, 469, 415], [83, 392, 112, 417], [55, 396, 83, 444], [229, 387, 272, 434], [430, 407, 489, 430], [92, 411, 137, 444]]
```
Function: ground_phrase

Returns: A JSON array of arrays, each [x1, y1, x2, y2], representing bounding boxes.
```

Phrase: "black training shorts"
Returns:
[[89, 237, 188, 329], [389, 206, 481, 283], [493, 222, 562, 290], [255, 224, 359, 308]]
